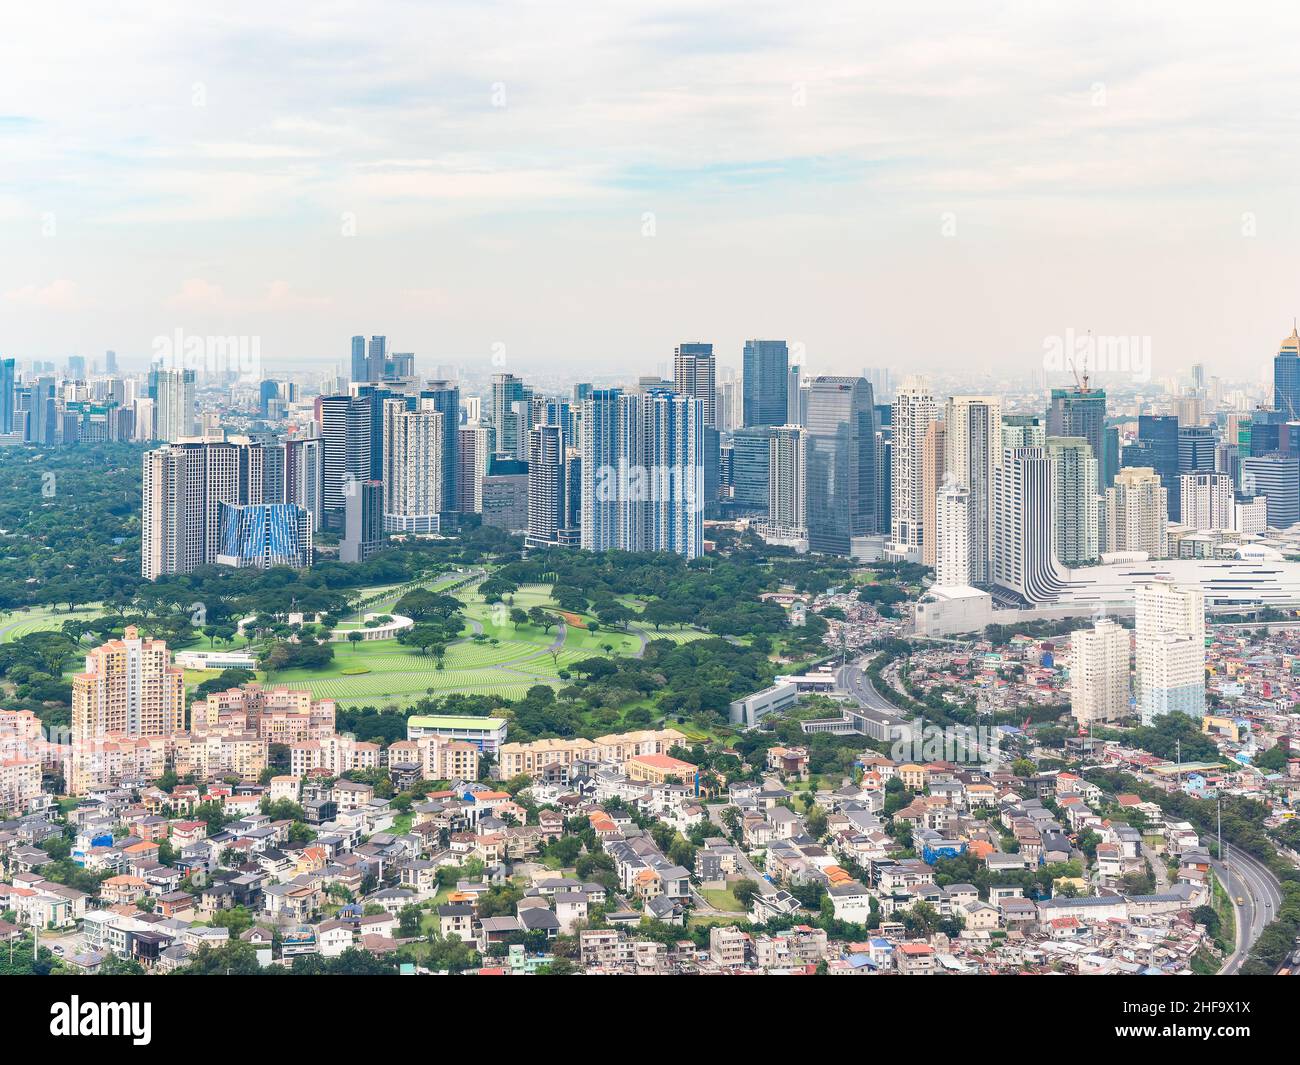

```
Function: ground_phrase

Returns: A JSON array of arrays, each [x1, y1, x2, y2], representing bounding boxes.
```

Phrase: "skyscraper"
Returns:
[[991, 446, 1060, 604], [0, 358, 14, 435], [341, 480, 384, 563], [350, 335, 367, 382], [490, 372, 530, 459], [1129, 414, 1180, 519], [1070, 618, 1131, 726], [888, 378, 938, 562], [1180, 472, 1233, 531], [804, 376, 877, 556], [742, 340, 789, 428], [934, 482, 971, 588], [1048, 386, 1110, 486], [1273, 323, 1300, 419], [142, 438, 265, 579], [153, 368, 197, 442], [764, 425, 806, 543], [729, 427, 772, 515], [216, 502, 312, 569], [674, 342, 716, 429], [1135, 581, 1206, 726], [420, 381, 461, 514], [526, 423, 578, 547], [1046, 436, 1099, 565], [71, 626, 185, 743], [920, 421, 946, 570], [1241, 452, 1298, 528], [945, 396, 1002, 583], [366, 335, 387, 383], [1103, 467, 1168, 558], [382, 401, 443, 533]]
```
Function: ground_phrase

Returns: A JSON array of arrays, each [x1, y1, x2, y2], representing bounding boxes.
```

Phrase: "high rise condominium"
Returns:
[[71, 626, 185, 743], [764, 424, 806, 543], [382, 401, 443, 533], [1070, 617, 1130, 726], [991, 446, 1060, 604], [1046, 436, 1099, 565], [1180, 472, 1233, 531], [1135, 581, 1205, 726], [1103, 467, 1167, 558], [920, 421, 946, 570], [674, 342, 716, 430], [934, 482, 972, 588], [944, 396, 1001, 583], [888, 378, 938, 563], [152, 367, 197, 442]]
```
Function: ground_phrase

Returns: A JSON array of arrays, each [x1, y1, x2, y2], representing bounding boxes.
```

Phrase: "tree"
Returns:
[[732, 878, 760, 907]]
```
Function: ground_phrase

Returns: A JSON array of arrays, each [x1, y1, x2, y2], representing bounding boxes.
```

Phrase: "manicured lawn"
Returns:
[[700, 888, 746, 912], [0, 603, 102, 643]]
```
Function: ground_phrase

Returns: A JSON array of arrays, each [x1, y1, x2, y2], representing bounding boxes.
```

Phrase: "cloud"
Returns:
[[3, 280, 83, 309]]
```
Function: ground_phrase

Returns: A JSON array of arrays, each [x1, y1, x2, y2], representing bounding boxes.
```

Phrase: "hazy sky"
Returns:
[[3, 1, 1299, 382]]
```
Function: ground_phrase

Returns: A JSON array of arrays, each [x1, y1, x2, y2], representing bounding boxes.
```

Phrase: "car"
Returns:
[[51, 945, 64, 956], [1236, 896, 1245, 905]]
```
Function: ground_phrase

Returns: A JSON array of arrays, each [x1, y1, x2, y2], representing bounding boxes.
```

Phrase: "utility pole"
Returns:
[[1175, 738, 1182, 789]]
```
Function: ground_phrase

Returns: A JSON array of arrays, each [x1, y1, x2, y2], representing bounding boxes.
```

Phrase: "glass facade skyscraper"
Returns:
[[804, 376, 876, 556], [742, 339, 789, 428]]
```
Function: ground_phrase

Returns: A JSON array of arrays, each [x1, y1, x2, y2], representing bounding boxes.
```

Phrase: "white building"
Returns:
[[1070, 617, 1130, 726], [1180, 472, 1233, 532], [944, 396, 1001, 583], [887, 378, 939, 563], [1104, 467, 1168, 558], [1135, 581, 1205, 726], [934, 481, 972, 588], [991, 446, 1057, 604], [1047, 436, 1099, 565], [382, 401, 443, 534], [763, 424, 806, 545]]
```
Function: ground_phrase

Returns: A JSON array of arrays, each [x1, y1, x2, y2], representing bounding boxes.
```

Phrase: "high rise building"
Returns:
[[1103, 467, 1168, 558], [366, 336, 387, 383], [1048, 386, 1110, 485], [888, 378, 938, 562], [1177, 424, 1215, 481], [742, 340, 789, 428], [1240, 452, 1298, 528], [142, 438, 265, 579], [991, 446, 1060, 604], [934, 482, 971, 588], [1001, 414, 1045, 450], [71, 626, 185, 743], [804, 376, 877, 556], [1128, 414, 1180, 519], [154, 368, 197, 442], [764, 424, 806, 543], [945, 396, 1001, 583], [350, 336, 368, 382], [526, 423, 578, 547], [382, 401, 443, 533], [0, 358, 14, 435], [284, 435, 323, 531], [1273, 323, 1300, 419], [1135, 581, 1206, 726], [1046, 436, 1099, 565], [580, 388, 702, 558], [420, 381, 460, 514], [457, 424, 491, 514], [729, 427, 771, 515], [216, 502, 312, 569], [674, 342, 716, 429], [490, 372, 530, 459], [920, 421, 946, 570], [341, 480, 384, 563], [1180, 472, 1233, 531], [1070, 618, 1130, 726]]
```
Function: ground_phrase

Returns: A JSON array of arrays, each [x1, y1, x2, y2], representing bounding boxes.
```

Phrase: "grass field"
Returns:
[[0, 604, 103, 643]]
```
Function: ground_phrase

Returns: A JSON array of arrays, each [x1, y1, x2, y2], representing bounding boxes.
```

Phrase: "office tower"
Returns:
[[764, 425, 806, 541], [864, 367, 892, 403], [674, 342, 716, 429], [934, 482, 971, 588], [701, 425, 721, 514], [742, 340, 789, 428], [580, 388, 703, 558], [1048, 385, 1111, 485], [340, 480, 384, 563], [0, 358, 13, 434], [317, 392, 379, 530], [154, 368, 197, 442], [875, 430, 892, 538], [991, 446, 1059, 603], [457, 424, 491, 514], [1128, 414, 1180, 519], [888, 378, 938, 562], [730, 426, 772, 515], [262, 439, 286, 502], [388, 352, 415, 379], [71, 626, 185, 743], [802, 377, 877, 557], [1240, 453, 1299, 528], [27, 375, 56, 444], [481, 454, 530, 532], [786, 364, 801, 425], [132, 398, 155, 443], [366, 336, 387, 383], [717, 377, 742, 432], [141, 438, 265, 579], [1135, 581, 1206, 726], [1177, 424, 1215, 482], [418, 381, 460, 514], [1180, 472, 1233, 531], [216, 502, 312, 569], [1070, 618, 1131, 726], [1046, 436, 1099, 565], [105, 349, 118, 374], [490, 372, 530, 458], [1274, 323, 1300, 419], [945, 396, 1002, 583], [1176, 391, 1204, 428], [920, 421, 946, 569], [382, 401, 443, 533], [285, 435, 323, 530], [1103, 467, 1168, 558], [527, 423, 576, 547], [259, 378, 280, 418], [350, 336, 367, 382], [67, 354, 85, 380]]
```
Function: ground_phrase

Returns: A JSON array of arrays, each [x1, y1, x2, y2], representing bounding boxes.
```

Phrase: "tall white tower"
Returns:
[[1070, 617, 1130, 726], [888, 377, 938, 563]]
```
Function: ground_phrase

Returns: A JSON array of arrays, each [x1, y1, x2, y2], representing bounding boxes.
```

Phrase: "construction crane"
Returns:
[[1067, 329, 1093, 393]]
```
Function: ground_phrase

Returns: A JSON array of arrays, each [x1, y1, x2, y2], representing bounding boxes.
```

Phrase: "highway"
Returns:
[[1213, 848, 1284, 975], [836, 656, 903, 712]]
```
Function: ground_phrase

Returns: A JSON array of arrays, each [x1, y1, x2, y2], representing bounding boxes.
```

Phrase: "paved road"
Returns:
[[836, 657, 903, 712], [1214, 848, 1284, 975], [705, 802, 777, 896]]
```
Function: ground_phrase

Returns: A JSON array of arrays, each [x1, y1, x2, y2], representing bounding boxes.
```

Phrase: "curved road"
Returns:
[[1214, 848, 1283, 975]]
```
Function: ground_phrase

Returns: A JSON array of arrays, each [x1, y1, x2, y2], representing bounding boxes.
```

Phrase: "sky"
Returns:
[[3, 1, 1300, 383]]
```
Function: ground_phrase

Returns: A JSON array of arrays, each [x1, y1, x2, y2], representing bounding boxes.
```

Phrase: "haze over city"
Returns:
[[5, 2, 1300, 378]]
